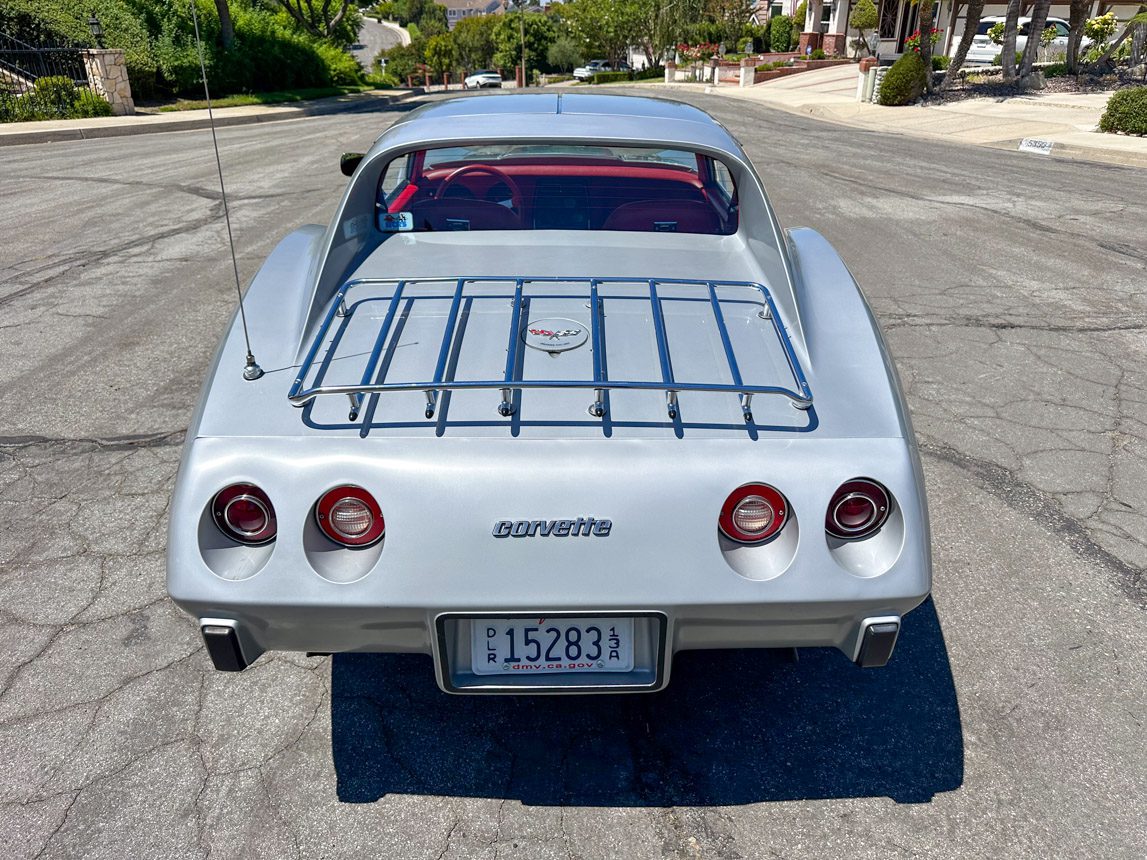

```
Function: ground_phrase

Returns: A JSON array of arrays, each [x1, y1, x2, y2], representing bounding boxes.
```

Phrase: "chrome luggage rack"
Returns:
[[288, 276, 813, 424]]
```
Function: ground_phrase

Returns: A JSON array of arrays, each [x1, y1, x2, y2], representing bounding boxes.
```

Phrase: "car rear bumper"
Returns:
[[169, 436, 932, 692], [178, 591, 927, 692]]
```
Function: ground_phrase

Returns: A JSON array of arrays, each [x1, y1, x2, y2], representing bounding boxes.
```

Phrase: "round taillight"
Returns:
[[826, 479, 891, 540], [212, 483, 276, 545], [719, 483, 789, 544], [315, 485, 384, 547]]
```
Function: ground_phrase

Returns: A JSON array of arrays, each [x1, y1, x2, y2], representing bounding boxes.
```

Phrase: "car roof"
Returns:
[[981, 15, 1067, 22], [376, 94, 743, 158]]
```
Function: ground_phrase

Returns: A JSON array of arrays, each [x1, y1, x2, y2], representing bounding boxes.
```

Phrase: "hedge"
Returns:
[[878, 51, 927, 105], [590, 70, 631, 84], [632, 65, 665, 81], [1099, 86, 1147, 135]]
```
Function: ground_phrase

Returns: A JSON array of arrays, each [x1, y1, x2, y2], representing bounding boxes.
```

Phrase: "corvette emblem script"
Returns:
[[493, 518, 612, 537], [522, 318, 589, 353]]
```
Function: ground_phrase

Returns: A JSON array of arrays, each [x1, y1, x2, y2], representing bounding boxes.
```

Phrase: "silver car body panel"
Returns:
[[167, 94, 931, 692]]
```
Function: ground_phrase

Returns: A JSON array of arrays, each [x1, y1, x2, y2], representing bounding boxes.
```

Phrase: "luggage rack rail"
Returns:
[[288, 276, 813, 424]]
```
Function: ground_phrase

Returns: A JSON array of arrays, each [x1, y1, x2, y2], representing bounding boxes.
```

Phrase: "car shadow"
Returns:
[[330, 597, 963, 806]]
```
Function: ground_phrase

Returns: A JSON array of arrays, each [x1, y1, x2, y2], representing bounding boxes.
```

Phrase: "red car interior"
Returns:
[[382, 154, 738, 235]]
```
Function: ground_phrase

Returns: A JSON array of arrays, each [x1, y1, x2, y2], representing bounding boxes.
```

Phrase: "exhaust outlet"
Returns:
[[854, 616, 900, 668]]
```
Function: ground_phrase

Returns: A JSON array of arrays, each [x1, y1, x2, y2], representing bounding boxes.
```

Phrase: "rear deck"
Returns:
[[290, 276, 816, 438]]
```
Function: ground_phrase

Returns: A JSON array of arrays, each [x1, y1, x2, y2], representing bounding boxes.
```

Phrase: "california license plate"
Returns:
[[471, 617, 635, 676]]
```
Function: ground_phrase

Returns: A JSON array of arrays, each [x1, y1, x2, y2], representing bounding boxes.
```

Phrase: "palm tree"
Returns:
[[1066, 0, 1089, 73], [917, 0, 935, 92], [940, 0, 986, 90], [999, 0, 1021, 81], [1016, 0, 1050, 81]]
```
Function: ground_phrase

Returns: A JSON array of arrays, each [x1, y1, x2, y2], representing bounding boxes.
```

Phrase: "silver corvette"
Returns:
[[167, 93, 931, 694]]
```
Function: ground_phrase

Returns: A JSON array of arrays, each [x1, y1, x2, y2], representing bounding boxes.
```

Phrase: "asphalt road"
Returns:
[[350, 18, 406, 70], [0, 91, 1144, 859]]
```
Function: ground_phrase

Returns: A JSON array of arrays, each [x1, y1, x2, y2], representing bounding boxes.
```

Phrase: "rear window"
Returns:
[[376, 143, 739, 235], [976, 21, 995, 35]]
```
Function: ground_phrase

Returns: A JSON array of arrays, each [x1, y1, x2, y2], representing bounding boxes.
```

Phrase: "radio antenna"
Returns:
[[189, 1, 262, 381]]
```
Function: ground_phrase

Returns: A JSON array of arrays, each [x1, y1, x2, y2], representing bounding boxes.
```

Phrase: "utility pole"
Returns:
[[519, 1, 527, 87]]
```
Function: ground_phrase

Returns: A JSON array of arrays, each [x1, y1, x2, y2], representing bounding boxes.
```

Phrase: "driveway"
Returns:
[[0, 92, 1143, 858]]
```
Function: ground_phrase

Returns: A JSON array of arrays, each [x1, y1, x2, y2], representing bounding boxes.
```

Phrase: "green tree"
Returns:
[[493, 11, 557, 74], [849, 0, 878, 55], [417, 3, 449, 37], [380, 40, 423, 80], [793, 1, 807, 32], [704, 0, 754, 48], [390, 0, 429, 25], [453, 14, 499, 69], [939, 0, 985, 88], [635, 0, 705, 66], [547, 34, 583, 71], [561, 0, 642, 66], [272, 1, 361, 44], [425, 32, 457, 76]]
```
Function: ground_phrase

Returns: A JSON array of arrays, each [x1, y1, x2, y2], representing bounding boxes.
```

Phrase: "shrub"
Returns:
[[1043, 62, 1068, 78], [29, 75, 79, 118], [314, 41, 366, 86], [1099, 86, 1147, 135], [590, 70, 631, 84], [70, 87, 114, 117], [932, 54, 950, 70], [878, 51, 927, 105], [809, 47, 826, 60], [0, 76, 113, 122], [991, 51, 1025, 67], [632, 65, 665, 81], [769, 15, 792, 53]]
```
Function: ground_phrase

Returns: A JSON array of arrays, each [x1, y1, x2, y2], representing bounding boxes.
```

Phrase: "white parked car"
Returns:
[[965, 16, 1078, 65], [463, 70, 502, 89]]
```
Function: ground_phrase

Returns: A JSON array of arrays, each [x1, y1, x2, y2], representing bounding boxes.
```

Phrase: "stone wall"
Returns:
[[81, 49, 134, 116]]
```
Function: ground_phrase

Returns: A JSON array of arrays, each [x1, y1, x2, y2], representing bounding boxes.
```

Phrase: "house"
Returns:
[[796, 0, 1142, 57], [437, 0, 505, 31]]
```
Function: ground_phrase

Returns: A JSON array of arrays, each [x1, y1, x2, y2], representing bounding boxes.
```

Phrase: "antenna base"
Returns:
[[243, 355, 264, 381]]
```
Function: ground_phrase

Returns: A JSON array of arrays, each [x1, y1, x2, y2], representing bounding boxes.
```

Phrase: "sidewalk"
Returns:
[[0, 88, 421, 147], [659, 65, 1147, 169]]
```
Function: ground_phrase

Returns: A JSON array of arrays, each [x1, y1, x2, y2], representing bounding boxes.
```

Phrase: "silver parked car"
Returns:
[[167, 94, 931, 694]]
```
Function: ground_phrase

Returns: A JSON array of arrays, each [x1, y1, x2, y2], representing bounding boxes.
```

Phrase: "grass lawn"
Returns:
[[156, 85, 384, 112]]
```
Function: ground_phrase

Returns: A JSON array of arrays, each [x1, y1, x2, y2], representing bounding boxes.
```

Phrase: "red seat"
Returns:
[[601, 199, 720, 234]]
